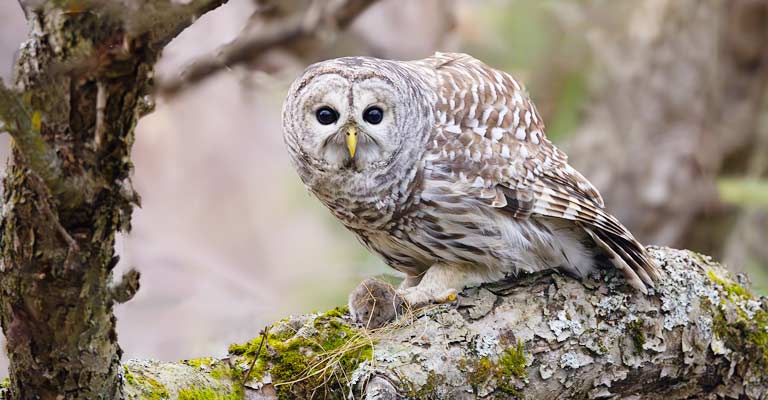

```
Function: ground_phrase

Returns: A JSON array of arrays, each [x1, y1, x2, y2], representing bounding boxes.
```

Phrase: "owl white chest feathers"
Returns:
[[283, 52, 660, 298]]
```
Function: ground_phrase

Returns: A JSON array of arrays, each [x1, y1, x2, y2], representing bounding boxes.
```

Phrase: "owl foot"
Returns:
[[348, 278, 404, 329], [396, 263, 467, 310], [397, 286, 458, 310], [349, 265, 470, 327]]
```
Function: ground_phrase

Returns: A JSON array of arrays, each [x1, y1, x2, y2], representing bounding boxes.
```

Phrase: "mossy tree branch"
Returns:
[[118, 247, 767, 399]]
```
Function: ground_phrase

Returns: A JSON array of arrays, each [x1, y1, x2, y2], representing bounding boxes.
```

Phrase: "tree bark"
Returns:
[[106, 247, 767, 399], [0, 1, 227, 398]]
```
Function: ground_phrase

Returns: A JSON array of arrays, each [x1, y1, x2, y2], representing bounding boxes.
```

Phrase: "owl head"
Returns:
[[282, 57, 434, 178]]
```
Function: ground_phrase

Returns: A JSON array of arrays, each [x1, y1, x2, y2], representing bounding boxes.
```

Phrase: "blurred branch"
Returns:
[[157, 0, 378, 97], [127, 0, 232, 50], [110, 268, 141, 304], [18, 1, 231, 49], [719, 178, 768, 208]]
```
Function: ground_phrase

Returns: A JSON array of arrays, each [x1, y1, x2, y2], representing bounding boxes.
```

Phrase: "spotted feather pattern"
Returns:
[[416, 53, 659, 292]]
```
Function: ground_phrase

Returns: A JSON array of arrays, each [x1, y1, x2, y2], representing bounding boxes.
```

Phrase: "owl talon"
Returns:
[[398, 287, 458, 310]]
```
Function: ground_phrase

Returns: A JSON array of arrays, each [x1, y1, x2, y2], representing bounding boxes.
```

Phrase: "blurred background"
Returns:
[[0, 0, 766, 376]]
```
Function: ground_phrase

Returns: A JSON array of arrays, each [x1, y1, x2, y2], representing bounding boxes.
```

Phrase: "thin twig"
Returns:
[[242, 325, 270, 385], [122, 0, 231, 49], [110, 268, 141, 303], [157, 0, 378, 97]]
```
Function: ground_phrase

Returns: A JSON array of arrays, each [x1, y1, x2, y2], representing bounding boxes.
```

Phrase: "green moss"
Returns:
[[0, 378, 8, 400], [466, 357, 495, 390], [321, 306, 349, 319], [626, 320, 646, 354], [122, 366, 170, 400], [709, 301, 768, 373], [208, 363, 232, 381], [499, 341, 527, 379], [184, 358, 214, 370], [0, 378, 11, 400], [703, 271, 768, 374], [177, 387, 241, 400], [460, 342, 527, 397], [401, 371, 448, 399], [180, 358, 243, 395], [228, 311, 373, 400], [707, 270, 750, 300], [411, 371, 444, 400], [227, 341, 253, 357]]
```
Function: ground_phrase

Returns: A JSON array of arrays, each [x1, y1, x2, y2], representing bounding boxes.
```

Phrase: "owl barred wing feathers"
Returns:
[[422, 53, 659, 292]]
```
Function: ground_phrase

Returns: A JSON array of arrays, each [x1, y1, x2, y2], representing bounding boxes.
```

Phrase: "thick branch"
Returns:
[[157, 0, 378, 97], [120, 247, 768, 399], [125, 0, 231, 50]]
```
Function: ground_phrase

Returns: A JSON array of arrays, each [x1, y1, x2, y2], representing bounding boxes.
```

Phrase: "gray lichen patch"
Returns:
[[654, 248, 721, 331], [560, 351, 594, 369]]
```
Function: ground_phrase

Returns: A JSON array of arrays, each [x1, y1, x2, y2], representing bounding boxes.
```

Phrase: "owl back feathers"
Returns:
[[421, 52, 660, 293]]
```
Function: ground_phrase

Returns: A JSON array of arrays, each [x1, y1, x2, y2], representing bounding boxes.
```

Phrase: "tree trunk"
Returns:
[[0, 1, 227, 398], [110, 247, 767, 399]]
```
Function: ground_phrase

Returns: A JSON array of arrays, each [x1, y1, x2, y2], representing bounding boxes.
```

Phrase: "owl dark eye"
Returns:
[[316, 107, 339, 125], [363, 106, 383, 125]]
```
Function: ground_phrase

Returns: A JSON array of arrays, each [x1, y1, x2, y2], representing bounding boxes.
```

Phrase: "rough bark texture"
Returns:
[[565, 0, 768, 254], [116, 247, 768, 399], [0, 1, 227, 398]]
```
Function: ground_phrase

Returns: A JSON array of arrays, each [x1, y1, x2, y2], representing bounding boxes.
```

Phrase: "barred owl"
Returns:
[[282, 53, 660, 326]]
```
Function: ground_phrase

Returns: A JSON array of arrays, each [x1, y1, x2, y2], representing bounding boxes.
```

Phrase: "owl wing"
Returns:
[[424, 53, 659, 292]]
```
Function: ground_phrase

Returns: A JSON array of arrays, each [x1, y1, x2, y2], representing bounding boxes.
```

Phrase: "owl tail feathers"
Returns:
[[581, 225, 660, 295]]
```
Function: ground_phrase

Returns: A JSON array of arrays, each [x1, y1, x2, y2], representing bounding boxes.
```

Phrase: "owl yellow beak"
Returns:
[[345, 125, 358, 158]]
